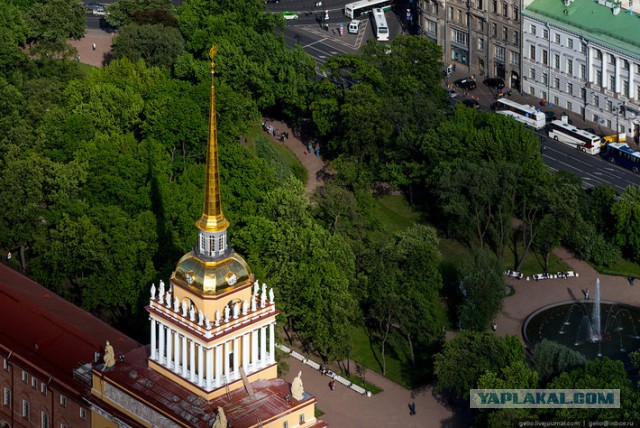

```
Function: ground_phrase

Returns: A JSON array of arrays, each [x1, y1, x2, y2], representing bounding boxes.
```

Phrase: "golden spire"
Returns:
[[195, 45, 229, 233]]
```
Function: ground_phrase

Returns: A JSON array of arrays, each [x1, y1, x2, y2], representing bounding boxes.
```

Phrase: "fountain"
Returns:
[[523, 278, 640, 363]]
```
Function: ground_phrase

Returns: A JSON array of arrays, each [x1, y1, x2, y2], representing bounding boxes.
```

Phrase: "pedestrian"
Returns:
[[410, 402, 416, 415], [308, 143, 313, 153], [491, 323, 497, 332], [629, 276, 635, 286], [329, 380, 335, 391], [315, 148, 320, 157], [92, 42, 96, 51], [6, 252, 11, 266], [585, 288, 590, 300]]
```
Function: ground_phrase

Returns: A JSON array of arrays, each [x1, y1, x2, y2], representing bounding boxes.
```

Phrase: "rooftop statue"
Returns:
[[291, 371, 305, 401], [103, 340, 116, 369]]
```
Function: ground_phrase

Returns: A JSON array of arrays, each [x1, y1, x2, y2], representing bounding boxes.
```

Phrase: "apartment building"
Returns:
[[523, 0, 640, 138], [418, 0, 523, 89]]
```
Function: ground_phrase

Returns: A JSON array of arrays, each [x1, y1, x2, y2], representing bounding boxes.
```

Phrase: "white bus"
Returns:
[[372, 8, 389, 41], [493, 98, 546, 130], [345, 0, 393, 19], [548, 118, 602, 155]]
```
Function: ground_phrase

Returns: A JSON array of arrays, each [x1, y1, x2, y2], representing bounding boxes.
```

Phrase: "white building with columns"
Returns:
[[522, 0, 640, 139], [89, 46, 326, 428]]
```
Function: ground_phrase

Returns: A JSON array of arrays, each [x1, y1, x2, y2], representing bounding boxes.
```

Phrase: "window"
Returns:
[[477, 0, 484, 9], [567, 101, 573, 111], [530, 68, 536, 80], [3, 388, 10, 406], [554, 77, 560, 89], [580, 64, 586, 79], [477, 38, 484, 50], [581, 106, 585, 116], [580, 44, 587, 54], [22, 399, 30, 419], [542, 49, 548, 65], [553, 96, 559, 105], [596, 70, 602, 87], [283, 422, 289, 428], [492, 0, 497, 12], [451, 28, 468, 46], [426, 20, 437, 36], [492, 23, 497, 37], [596, 50, 602, 60], [624, 60, 630, 70], [609, 54, 615, 64], [607, 119, 612, 129], [300, 413, 306, 424], [542, 73, 548, 85], [80, 408, 87, 420], [530, 24, 536, 35], [513, 31, 519, 45], [32, 377, 38, 389], [495, 46, 505, 62], [502, 27, 507, 41], [41, 383, 47, 395], [513, 6, 519, 21], [2, 358, 7, 370], [456, 9, 462, 23], [607, 100, 613, 112], [529, 45, 536, 61], [568, 38, 574, 49], [555, 33, 560, 44], [593, 113, 600, 123], [541, 91, 547, 101], [637, 85, 640, 100], [448, 6, 453, 20], [22, 371, 27, 382], [609, 74, 615, 90], [478, 17, 484, 31], [567, 60, 573, 75], [42, 412, 49, 428], [502, 1, 507, 16], [511, 51, 520, 65], [594, 95, 600, 108], [529, 86, 536, 96], [624, 80, 630, 97], [554, 54, 560, 69], [59, 395, 67, 407], [567, 82, 573, 95], [543, 29, 549, 39]]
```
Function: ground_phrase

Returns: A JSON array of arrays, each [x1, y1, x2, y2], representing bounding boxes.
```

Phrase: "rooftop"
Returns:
[[525, 0, 640, 57], [0, 265, 140, 396], [94, 346, 327, 428]]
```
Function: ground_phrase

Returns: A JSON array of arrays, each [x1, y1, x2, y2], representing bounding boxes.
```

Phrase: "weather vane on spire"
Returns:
[[210, 45, 217, 70]]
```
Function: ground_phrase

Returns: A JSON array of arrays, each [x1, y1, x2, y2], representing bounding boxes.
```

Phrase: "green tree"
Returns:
[[530, 339, 587, 384], [105, 0, 173, 28], [24, 0, 85, 58], [611, 185, 640, 262], [433, 331, 525, 398], [457, 249, 505, 331], [112, 24, 185, 69]]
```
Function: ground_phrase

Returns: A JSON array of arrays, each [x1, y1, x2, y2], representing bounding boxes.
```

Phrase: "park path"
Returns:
[[68, 28, 114, 67]]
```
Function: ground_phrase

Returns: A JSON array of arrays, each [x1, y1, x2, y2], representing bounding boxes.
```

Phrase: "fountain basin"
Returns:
[[523, 301, 640, 362]]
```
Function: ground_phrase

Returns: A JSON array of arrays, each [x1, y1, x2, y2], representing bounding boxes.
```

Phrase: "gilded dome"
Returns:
[[172, 251, 252, 295]]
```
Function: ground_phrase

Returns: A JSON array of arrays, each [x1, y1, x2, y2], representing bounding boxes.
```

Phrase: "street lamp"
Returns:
[[346, 343, 351, 376]]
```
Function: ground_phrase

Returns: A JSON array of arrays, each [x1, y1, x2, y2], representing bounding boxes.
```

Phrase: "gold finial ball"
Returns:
[[209, 45, 218, 60]]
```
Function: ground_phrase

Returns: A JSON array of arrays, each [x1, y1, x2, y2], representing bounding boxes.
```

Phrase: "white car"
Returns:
[[447, 88, 458, 98], [92, 6, 106, 16], [282, 11, 299, 19]]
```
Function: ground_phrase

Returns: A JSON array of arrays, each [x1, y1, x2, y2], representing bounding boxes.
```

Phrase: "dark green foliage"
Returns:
[[457, 249, 506, 331], [530, 339, 587, 384], [112, 24, 185, 69], [254, 135, 306, 184]]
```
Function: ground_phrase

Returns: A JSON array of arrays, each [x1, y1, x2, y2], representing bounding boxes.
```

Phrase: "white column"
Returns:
[[269, 324, 275, 363], [260, 326, 267, 367], [206, 348, 213, 388], [182, 336, 188, 377], [242, 334, 249, 370], [233, 337, 239, 375], [198, 344, 204, 386], [224, 341, 230, 377], [215, 344, 222, 385], [630, 68, 636, 100], [158, 324, 165, 364], [587, 47, 594, 83], [602, 55, 608, 89], [615, 57, 622, 93], [190, 340, 196, 382], [174, 334, 181, 373], [150, 319, 157, 360], [251, 330, 258, 367], [166, 329, 173, 369]]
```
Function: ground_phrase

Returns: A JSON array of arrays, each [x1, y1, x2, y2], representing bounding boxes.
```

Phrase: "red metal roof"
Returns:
[[0, 265, 140, 396], [94, 346, 327, 428]]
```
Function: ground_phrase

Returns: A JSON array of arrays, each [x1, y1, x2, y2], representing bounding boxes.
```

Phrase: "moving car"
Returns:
[[348, 20, 360, 34], [282, 11, 299, 19], [483, 77, 505, 89], [453, 78, 477, 90], [462, 98, 480, 108]]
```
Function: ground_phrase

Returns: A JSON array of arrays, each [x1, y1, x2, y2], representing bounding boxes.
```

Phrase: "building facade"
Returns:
[[523, 0, 640, 138], [418, 0, 523, 89]]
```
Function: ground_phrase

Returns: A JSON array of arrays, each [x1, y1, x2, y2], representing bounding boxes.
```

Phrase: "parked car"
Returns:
[[453, 78, 477, 90], [462, 98, 480, 109], [447, 88, 458, 98], [483, 77, 505, 89]]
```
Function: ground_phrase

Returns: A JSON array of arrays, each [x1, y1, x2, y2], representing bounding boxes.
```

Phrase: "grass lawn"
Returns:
[[371, 195, 420, 232], [593, 257, 640, 277]]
